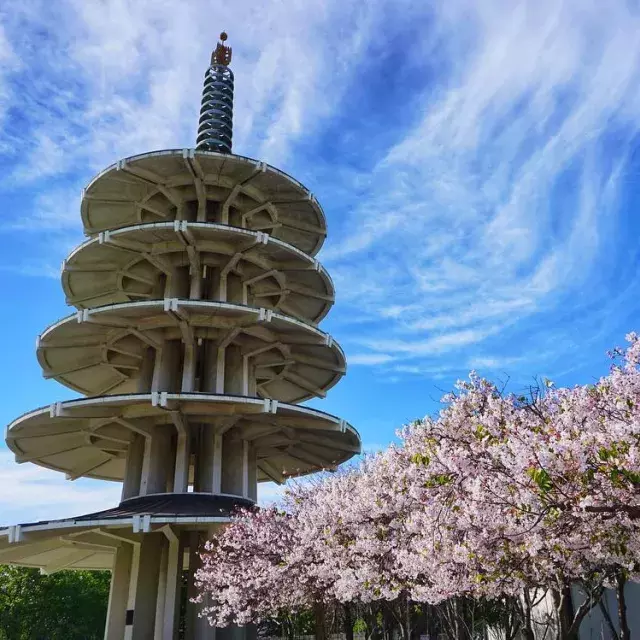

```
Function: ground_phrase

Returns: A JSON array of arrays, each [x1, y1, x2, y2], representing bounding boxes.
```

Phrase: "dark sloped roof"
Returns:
[[15, 493, 255, 528]]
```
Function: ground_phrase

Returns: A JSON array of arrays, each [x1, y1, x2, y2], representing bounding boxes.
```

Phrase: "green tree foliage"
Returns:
[[0, 565, 110, 640]]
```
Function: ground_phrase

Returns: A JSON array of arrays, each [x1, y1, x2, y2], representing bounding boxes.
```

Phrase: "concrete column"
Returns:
[[220, 438, 256, 499], [212, 433, 222, 493], [247, 361, 257, 396], [154, 542, 169, 640], [173, 427, 191, 493], [202, 342, 218, 393], [165, 439, 176, 494], [165, 267, 190, 298], [221, 435, 245, 496], [225, 345, 244, 395], [247, 442, 257, 502], [195, 427, 223, 494], [162, 532, 183, 640], [104, 543, 134, 640], [181, 341, 197, 392], [186, 532, 215, 639], [152, 340, 182, 393], [140, 426, 173, 495], [190, 264, 203, 299], [125, 545, 140, 640], [137, 347, 156, 393], [227, 273, 243, 304], [192, 425, 204, 493], [196, 340, 221, 494], [131, 533, 166, 640], [122, 433, 145, 500], [195, 427, 214, 493]]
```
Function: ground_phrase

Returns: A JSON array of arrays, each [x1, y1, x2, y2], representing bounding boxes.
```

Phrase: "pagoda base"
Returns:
[[0, 493, 254, 639]]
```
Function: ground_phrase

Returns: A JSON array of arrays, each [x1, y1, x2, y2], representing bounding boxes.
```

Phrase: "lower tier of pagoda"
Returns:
[[6, 392, 360, 486], [0, 492, 253, 570]]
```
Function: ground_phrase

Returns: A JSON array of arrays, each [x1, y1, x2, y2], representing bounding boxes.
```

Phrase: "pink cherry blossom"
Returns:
[[196, 335, 640, 639]]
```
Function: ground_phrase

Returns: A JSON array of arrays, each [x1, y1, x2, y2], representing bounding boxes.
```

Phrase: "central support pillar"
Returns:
[[141, 426, 172, 495], [122, 434, 145, 500]]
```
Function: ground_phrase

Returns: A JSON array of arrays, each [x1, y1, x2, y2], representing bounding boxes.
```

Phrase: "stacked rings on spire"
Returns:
[[196, 65, 234, 154]]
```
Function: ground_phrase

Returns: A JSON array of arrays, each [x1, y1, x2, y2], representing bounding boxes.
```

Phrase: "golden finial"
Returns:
[[212, 31, 232, 66]]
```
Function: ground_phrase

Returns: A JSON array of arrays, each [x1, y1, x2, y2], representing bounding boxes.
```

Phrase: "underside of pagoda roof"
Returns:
[[6, 393, 361, 483], [36, 300, 345, 402], [62, 221, 334, 323], [81, 149, 326, 256]]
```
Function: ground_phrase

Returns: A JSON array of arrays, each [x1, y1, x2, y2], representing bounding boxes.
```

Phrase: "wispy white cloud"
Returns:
[[0, 261, 60, 279], [325, 0, 640, 377], [7, 187, 82, 232], [0, 451, 121, 524], [349, 353, 396, 366], [357, 328, 502, 357], [0, 0, 387, 190], [467, 355, 523, 371], [0, 0, 626, 379]]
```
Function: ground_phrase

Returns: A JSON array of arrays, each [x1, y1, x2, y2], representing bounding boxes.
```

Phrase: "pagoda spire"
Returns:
[[196, 31, 234, 154]]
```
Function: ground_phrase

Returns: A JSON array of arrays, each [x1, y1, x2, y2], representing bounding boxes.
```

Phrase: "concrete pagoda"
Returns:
[[0, 32, 360, 639]]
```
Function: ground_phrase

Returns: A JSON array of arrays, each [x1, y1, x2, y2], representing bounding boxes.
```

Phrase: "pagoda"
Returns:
[[0, 33, 360, 639]]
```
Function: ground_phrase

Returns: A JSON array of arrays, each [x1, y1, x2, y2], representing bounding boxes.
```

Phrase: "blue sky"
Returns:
[[2, 0, 640, 521]]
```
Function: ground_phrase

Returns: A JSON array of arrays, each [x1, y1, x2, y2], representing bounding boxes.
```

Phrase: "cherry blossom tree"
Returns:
[[196, 334, 640, 640], [397, 334, 640, 638], [193, 506, 300, 627]]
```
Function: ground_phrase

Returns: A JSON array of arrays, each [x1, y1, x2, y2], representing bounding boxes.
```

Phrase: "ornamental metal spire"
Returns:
[[196, 31, 234, 154]]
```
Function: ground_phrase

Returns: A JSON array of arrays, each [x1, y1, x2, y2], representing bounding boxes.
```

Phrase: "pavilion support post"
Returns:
[[104, 543, 134, 640], [162, 531, 183, 640], [186, 531, 215, 639], [131, 533, 166, 640], [154, 542, 169, 640]]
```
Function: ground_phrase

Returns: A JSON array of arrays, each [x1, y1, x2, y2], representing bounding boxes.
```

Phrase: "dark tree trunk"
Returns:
[[552, 587, 572, 640], [616, 569, 630, 640], [343, 603, 354, 640], [404, 598, 412, 640], [365, 603, 382, 640], [598, 599, 619, 640], [521, 591, 535, 640], [556, 581, 605, 640], [382, 603, 394, 640], [391, 597, 412, 640], [452, 599, 467, 640], [314, 601, 327, 640]]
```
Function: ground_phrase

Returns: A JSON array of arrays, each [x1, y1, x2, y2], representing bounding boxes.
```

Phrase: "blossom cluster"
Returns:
[[195, 335, 640, 626]]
